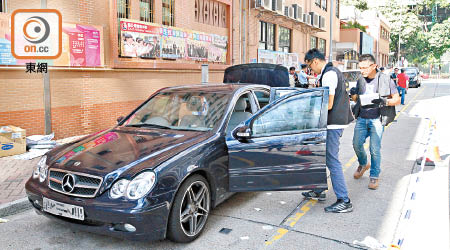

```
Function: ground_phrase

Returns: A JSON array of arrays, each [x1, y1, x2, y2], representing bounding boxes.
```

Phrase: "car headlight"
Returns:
[[109, 171, 156, 200], [33, 156, 48, 182], [110, 179, 130, 199], [126, 172, 156, 200]]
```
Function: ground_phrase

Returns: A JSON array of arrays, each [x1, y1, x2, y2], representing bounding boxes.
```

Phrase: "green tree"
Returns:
[[378, 0, 449, 65], [427, 18, 450, 62]]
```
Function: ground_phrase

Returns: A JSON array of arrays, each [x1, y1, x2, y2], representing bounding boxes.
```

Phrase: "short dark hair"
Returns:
[[304, 48, 325, 62], [400, 68, 405, 73], [359, 54, 376, 64], [380, 67, 385, 71], [394, 67, 399, 70], [301, 64, 307, 69], [289, 66, 296, 71]]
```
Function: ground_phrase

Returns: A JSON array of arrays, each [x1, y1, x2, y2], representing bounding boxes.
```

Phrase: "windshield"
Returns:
[[124, 91, 230, 131]]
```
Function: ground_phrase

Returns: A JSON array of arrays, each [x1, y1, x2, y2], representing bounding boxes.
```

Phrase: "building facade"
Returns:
[[0, 0, 232, 139], [233, 0, 341, 67], [338, 6, 391, 68], [1, 0, 341, 139]]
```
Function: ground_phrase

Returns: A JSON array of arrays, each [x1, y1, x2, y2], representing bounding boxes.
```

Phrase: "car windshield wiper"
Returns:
[[125, 123, 172, 130]]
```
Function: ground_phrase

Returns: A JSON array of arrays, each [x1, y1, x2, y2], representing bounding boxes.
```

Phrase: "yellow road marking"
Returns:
[[265, 228, 289, 246], [265, 200, 317, 246], [264, 87, 427, 247]]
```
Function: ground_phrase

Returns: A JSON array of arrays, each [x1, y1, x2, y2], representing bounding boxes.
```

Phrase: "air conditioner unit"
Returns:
[[310, 12, 319, 27], [272, 0, 284, 15], [284, 6, 294, 19], [255, 0, 272, 10], [292, 4, 303, 21], [303, 13, 311, 25], [320, 16, 326, 29]]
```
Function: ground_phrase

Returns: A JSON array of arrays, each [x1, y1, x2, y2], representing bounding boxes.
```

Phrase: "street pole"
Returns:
[[41, 0, 52, 135], [398, 0, 403, 67], [328, 0, 334, 62]]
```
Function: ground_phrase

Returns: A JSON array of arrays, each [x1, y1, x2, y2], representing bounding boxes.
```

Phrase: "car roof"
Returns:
[[160, 83, 270, 94]]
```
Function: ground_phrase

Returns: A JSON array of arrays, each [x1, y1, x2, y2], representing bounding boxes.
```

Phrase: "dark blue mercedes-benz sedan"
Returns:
[[25, 84, 329, 242]]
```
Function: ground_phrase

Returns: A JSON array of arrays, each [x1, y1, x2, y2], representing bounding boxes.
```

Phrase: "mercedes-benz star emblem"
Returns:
[[62, 174, 76, 193]]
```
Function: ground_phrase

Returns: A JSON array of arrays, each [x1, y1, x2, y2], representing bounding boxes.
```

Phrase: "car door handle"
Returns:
[[301, 137, 326, 145]]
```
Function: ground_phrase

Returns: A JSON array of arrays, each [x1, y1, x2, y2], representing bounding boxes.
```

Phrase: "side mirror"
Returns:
[[116, 116, 125, 124], [233, 125, 252, 141]]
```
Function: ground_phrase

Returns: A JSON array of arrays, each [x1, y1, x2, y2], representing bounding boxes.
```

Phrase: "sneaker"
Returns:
[[324, 199, 353, 213], [353, 164, 370, 179], [368, 178, 379, 190], [302, 191, 326, 201]]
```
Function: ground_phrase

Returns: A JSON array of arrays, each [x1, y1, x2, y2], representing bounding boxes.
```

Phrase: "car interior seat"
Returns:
[[180, 96, 206, 128], [227, 98, 252, 134]]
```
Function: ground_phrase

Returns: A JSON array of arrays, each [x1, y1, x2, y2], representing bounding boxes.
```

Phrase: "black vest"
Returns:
[[318, 63, 355, 126]]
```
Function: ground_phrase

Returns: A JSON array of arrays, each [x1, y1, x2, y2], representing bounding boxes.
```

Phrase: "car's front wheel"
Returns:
[[167, 174, 211, 243]]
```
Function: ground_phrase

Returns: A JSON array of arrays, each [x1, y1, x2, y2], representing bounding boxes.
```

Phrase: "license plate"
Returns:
[[43, 197, 84, 221]]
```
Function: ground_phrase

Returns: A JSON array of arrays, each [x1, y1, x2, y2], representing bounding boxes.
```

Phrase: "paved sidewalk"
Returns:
[[0, 156, 40, 205], [0, 135, 85, 206]]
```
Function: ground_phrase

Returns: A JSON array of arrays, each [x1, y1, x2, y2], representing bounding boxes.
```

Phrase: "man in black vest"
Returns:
[[351, 54, 400, 190], [302, 49, 355, 213]]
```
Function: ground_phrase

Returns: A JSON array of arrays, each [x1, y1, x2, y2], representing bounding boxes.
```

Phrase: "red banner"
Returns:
[[120, 21, 161, 35]]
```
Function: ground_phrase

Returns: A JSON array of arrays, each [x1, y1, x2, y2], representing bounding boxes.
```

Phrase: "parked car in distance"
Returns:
[[403, 67, 422, 88], [26, 84, 330, 243]]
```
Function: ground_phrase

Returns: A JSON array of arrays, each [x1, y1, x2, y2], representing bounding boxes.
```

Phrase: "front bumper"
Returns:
[[25, 178, 172, 241], [409, 80, 419, 87]]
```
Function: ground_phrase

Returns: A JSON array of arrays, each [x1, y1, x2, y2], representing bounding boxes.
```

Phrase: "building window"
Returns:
[[322, 0, 327, 11], [336, 0, 340, 17], [259, 21, 275, 51], [318, 38, 326, 55], [0, 0, 6, 12], [315, 0, 321, 7], [117, 0, 130, 19], [162, 0, 174, 26], [278, 27, 291, 53], [310, 36, 318, 50], [140, 0, 153, 22]]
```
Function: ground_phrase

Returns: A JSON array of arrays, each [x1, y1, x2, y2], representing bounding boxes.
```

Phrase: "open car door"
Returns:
[[226, 88, 329, 192]]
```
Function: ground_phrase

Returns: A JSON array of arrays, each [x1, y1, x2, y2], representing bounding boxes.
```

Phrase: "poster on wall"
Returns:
[[0, 13, 105, 67], [120, 20, 162, 58], [257, 49, 299, 70], [209, 35, 228, 63], [285, 53, 299, 70], [118, 19, 227, 63], [186, 32, 210, 61], [160, 26, 188, 59]]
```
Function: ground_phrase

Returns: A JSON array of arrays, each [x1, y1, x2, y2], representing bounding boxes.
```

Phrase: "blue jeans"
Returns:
[[352, 118, 384, 179], [316, 129, 349, 201], [397, 86, 406, 105]]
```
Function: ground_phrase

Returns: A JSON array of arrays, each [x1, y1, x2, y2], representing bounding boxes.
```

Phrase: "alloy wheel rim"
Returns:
[[179, 181, 210, 237]]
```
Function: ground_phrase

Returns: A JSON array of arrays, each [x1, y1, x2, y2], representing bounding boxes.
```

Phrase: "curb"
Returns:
[[0, 197, 32, 218]]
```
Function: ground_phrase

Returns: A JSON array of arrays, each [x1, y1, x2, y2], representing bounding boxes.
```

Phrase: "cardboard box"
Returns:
[[0, 126, 26, 157]]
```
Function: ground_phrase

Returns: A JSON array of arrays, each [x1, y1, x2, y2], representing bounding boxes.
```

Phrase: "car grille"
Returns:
[[48, 169, 103, 198]]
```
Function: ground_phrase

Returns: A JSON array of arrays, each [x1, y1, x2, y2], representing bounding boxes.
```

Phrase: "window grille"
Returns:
[[140, 0, 153, 22], [162, 0, 174, 26]]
